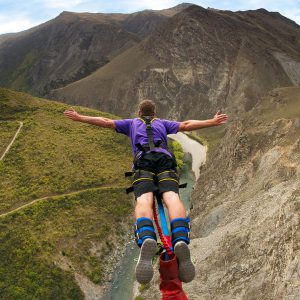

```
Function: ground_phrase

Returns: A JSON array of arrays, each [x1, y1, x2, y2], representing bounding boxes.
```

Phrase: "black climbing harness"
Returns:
[[125, 169, 186, 194], [125, 115, 187, 194], [134, 116, 165, 159]]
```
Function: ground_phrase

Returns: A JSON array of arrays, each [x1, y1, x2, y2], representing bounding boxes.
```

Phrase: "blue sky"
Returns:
[[0, 0, 299, 34]]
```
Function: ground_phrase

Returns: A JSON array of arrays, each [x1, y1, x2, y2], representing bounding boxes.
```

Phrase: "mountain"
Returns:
[[1, 4, 300, 299], [0, 4, 192, 96], [0, 12, 139, 96], [140, 86, 300, 299], [0, 88, 133, 299], [120, 3, 193, 38], [50, 5, 300, 119]]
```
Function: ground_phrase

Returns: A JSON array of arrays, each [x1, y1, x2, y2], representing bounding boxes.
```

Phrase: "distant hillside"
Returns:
[[0, 88, 133, 299], [0, 12, 140, 96], [0, 4, 191, 96], [140, 87, 300, 299], [50, 5, 300, 120]]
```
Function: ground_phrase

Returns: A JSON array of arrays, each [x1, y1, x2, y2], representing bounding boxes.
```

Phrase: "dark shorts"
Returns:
[[133, 152, 179, 198]]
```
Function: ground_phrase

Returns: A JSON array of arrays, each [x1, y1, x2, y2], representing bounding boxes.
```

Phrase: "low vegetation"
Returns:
[[0, 88, 133, 297], [169, 140, 184, 170], [0, 88, 132, 212]]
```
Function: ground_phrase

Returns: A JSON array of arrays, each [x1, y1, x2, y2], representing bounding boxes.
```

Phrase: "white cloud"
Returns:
[[95, 0, 180, 13], [0, 13, 40, 34], [282, 8, 300, 24], [43, 0, 86, 9], [126, 0, 179, 10], [244, 0, 300, 25]]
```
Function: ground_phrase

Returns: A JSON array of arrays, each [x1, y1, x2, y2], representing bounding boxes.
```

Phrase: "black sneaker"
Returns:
[[135, 238, 157, 284], [174, 241, 195, 283]]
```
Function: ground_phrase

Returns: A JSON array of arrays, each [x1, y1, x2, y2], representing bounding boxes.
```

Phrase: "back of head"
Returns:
[[138, 99, 156, 117]]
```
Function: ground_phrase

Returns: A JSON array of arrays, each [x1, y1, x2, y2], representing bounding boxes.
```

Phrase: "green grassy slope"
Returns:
[[0, 88, 132, 212], [0, 88, 133, 299]]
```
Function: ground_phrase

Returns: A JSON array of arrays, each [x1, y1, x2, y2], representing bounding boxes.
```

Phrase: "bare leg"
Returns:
[[135, 192, 154, 220], [161, 191, 186, 220], [134, 192, 157, 284]]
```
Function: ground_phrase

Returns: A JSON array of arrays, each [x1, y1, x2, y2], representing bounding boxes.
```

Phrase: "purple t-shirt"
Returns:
[[114, 117, 180, 157]]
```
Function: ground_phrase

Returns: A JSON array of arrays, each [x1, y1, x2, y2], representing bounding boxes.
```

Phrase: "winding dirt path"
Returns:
[[0, 185, 123, 218], [0, 121, 125, 218], [0, 121, 23, 161]]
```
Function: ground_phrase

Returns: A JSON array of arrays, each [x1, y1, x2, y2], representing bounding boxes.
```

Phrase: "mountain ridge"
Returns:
[[49, 4, 300, 120], [0, 4, 192, 96]]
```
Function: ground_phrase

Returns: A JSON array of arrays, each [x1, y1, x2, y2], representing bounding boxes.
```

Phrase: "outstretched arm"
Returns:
[[179, 111, 228, 131], [63, 108, 116, 129]]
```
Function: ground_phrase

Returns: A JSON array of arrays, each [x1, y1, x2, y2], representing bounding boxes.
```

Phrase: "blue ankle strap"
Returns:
[[134, 217, 157, 247], [171, 217, 190, 246]]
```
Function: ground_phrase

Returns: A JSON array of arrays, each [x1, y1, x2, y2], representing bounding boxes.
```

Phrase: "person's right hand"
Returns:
[[63, 107, 81, 121], [212, 111, 228, 126]]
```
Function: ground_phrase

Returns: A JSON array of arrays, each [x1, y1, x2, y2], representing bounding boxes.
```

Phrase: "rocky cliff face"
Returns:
[[141, 87, 300, 299], [50, 5, 300, 120]]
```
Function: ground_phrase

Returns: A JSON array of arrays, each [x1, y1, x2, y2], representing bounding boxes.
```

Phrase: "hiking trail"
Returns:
[[0, 121, 23, 161], [0, 185, 121, 218]]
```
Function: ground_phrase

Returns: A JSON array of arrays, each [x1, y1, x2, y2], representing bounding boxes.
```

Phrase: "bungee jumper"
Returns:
[[64, 100, 228, 298]]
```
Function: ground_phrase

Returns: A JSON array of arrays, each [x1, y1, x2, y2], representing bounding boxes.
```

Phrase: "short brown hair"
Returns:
[[138, 99, 156, 116]]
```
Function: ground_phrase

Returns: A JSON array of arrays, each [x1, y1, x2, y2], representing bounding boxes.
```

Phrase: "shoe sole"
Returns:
[[174, 241, 195, 283], [135, 239, 157, 284]]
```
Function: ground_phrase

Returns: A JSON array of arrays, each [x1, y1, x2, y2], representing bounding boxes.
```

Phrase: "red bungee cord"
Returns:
[[152, 199, 188, 300], [152, 200, 173, 257]]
